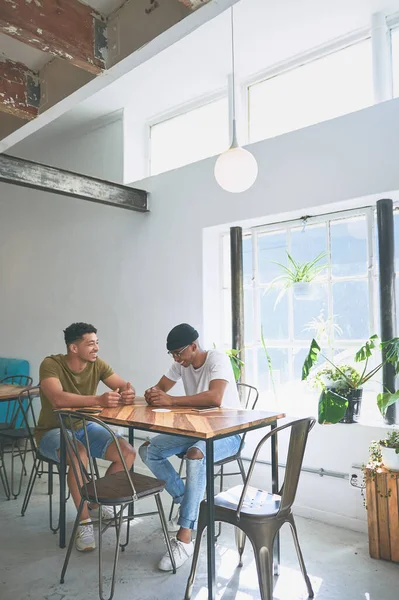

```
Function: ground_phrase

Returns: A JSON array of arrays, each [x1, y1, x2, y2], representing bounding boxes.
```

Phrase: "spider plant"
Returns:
[[270, 251, 327, 306]]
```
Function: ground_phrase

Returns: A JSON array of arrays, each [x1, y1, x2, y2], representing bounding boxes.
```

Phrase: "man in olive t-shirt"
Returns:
[[36, 322, 136, 552]]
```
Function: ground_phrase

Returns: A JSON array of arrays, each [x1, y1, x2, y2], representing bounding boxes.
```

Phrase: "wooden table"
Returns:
[[58, 398, 285, 600], [0, 384, 30, 401]]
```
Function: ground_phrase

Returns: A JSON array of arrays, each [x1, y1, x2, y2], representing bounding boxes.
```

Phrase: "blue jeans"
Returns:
[[139, 434, 241, 530], [39, 422, 120, 463]]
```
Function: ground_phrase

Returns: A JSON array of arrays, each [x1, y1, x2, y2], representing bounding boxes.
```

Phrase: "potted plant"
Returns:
[[379, 430, 399, 471], [302, 335, 399, 424], [270, 251, 327, 305]]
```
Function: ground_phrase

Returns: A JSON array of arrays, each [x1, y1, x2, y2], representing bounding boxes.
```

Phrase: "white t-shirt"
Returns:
[[165, 349, 241, 409]]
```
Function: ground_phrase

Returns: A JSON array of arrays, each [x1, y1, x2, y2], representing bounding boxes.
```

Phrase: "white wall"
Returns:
[[3, 98, 399, 532], [0, 117, 143, 387]]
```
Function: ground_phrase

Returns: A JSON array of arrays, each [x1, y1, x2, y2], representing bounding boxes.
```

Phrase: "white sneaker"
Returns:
[[158, 537, 194, 571], [89, 504, 116, 523], [75, 520, 96, 552], [168, 508, 180, 532]]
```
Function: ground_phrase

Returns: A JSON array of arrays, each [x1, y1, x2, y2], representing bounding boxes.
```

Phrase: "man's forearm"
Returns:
[[50, 391, 99, 409], [169, 391, 221, 407]]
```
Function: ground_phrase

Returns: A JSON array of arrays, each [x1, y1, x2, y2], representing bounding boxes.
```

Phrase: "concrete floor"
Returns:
[[0, 457, 398, 600]]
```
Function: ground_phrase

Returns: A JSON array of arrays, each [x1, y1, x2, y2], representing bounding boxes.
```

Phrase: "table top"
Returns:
[[81, 397, 285, 439], [0, 384, 30, 401]]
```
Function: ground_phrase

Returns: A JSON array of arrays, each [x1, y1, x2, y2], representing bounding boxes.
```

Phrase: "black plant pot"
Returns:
[[339, 388, 363, 424]]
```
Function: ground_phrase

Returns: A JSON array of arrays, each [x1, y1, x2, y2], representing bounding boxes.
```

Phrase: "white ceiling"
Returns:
[[11, 0, 399, 150]]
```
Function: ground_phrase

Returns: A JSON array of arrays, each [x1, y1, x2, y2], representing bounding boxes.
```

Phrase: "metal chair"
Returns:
[[184, 417, 316, 600], [18, 386, 65, 532], [168, 383, 260, 530], [0, 380, 35, 499], [0, 375, 33, 430], [58, 411, 176, 600]]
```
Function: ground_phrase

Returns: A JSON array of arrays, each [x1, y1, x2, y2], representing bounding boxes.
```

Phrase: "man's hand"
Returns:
[[147, 388, 173, 407], [99, 389, 121, 408], [120, 381, 135, 404], [144, 386, 158, 404]]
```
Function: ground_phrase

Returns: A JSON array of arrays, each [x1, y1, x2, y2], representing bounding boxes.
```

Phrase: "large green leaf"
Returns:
[[355, 334, 378, 362], [377, 391, 399, 418], [318, 389, 348, 424], [302, 339, 321, 381], [381, 337, 399, 374]]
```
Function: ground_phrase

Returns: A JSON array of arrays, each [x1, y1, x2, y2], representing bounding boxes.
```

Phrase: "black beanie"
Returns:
[[166, 323, 199, 351]]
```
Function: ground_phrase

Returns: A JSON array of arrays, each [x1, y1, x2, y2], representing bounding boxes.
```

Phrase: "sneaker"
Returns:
[[89, 504, 116, 523], [158, 537, 194, 571], [168, 508, 180, 532], [75, 520, 95, 552]]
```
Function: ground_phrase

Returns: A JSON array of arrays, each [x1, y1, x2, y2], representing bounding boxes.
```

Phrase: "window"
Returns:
[[391, 27, 399, 97], [221, 208, 386, 420], [150, 97, 229, 176], [248, 40, 373, 144]]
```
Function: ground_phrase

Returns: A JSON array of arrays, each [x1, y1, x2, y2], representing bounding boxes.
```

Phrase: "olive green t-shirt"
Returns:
[[34, 354, 114, 444]]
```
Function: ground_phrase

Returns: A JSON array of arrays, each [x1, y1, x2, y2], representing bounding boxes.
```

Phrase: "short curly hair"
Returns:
[[63, 322, 97, 347]]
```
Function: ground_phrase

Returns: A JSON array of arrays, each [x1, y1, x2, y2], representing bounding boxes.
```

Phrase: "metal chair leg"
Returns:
[[287, 515, 314, 598], [60, 498, 85, 584], [184, 507, 207, 600], [48, 461, 60, 533], [237, 457, 246, 482], [0, 447, 10, 500], [215, 464, 224, 540], [235, 527, 246, 567], [155, 493, 176, 574], [99, 503, 125, 600], [21, 458, 40, 515]]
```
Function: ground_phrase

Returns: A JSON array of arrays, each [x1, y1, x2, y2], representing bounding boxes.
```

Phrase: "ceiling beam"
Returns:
[[0, 59, 39, 120], [0, 0, 106, 74], [0, 154, 148, 212]]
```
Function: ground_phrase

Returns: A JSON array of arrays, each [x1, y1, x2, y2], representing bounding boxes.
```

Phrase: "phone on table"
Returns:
[[78, 407, 102, 414], [191, 407, 220, 413]]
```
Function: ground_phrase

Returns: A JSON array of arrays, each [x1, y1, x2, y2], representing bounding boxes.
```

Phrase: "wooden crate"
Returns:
[[365, 466, 399, 563]]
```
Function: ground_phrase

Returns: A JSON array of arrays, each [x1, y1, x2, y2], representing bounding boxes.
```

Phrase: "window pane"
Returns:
[[258, 231, 287, 284], [257, 348, 289, 392], [294, 284, 328, 340], [150, 97, 229, 175], [290, 224, 327, 268], [243, 235, 253, 287], [244, 289, 254, 344], [392, 28, 399, 98], [249, 40, 373, 143], [332, 280, 370, 339], [331, 216, 368, 277], [260, 289, 288, 340]]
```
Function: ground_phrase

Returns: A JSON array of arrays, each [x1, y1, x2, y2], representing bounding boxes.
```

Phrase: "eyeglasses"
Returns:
[[168, 344, 190, 358]]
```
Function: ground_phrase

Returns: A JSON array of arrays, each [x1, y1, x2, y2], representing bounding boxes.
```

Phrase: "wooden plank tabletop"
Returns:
[[73, 397, 285, 439], [0, 384, 30, 401]]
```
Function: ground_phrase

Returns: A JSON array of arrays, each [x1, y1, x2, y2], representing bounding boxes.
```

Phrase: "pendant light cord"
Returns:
[[230, 6, 238, 148]]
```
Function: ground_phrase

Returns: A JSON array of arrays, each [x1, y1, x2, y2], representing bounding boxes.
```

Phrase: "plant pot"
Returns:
[[339, 388, 363, 424], [381, 446, 399, 471], [293, 282, 315, 300]]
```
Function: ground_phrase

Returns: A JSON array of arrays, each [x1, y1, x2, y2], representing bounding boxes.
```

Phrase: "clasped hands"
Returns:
[[99, 381, 135, 408], [144, 386, 172, 407]]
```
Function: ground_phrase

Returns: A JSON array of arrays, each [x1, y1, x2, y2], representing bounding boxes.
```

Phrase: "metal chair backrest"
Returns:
[[237, 383, 259, 411], [16, 386, 40, 447], [0, 376, 34, 426], [236, 383, 260, 455], [57, 411, 137, 505], [236, 417, 316, 519]]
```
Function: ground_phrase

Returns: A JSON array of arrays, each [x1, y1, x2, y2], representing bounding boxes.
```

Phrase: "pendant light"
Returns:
[[214, 6, 258, 193]]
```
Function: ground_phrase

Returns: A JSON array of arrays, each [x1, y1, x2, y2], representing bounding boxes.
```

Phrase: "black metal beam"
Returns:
[[376, 198, 397, 424], [0, 154, 148, 213], [230, 226, 245, 380]]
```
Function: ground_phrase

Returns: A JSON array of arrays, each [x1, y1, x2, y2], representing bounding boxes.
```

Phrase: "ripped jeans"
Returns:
[[139, 433, 241, 530]]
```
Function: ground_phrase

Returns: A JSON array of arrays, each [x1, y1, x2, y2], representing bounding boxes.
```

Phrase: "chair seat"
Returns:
[[214, 453, 241, 466], [0, 428, 29, 440], [209, 484, 281, 518], [84, 471, 166, 505]]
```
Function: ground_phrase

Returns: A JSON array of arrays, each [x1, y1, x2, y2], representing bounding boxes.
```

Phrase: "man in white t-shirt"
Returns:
[[139, 323, 241, 571]]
